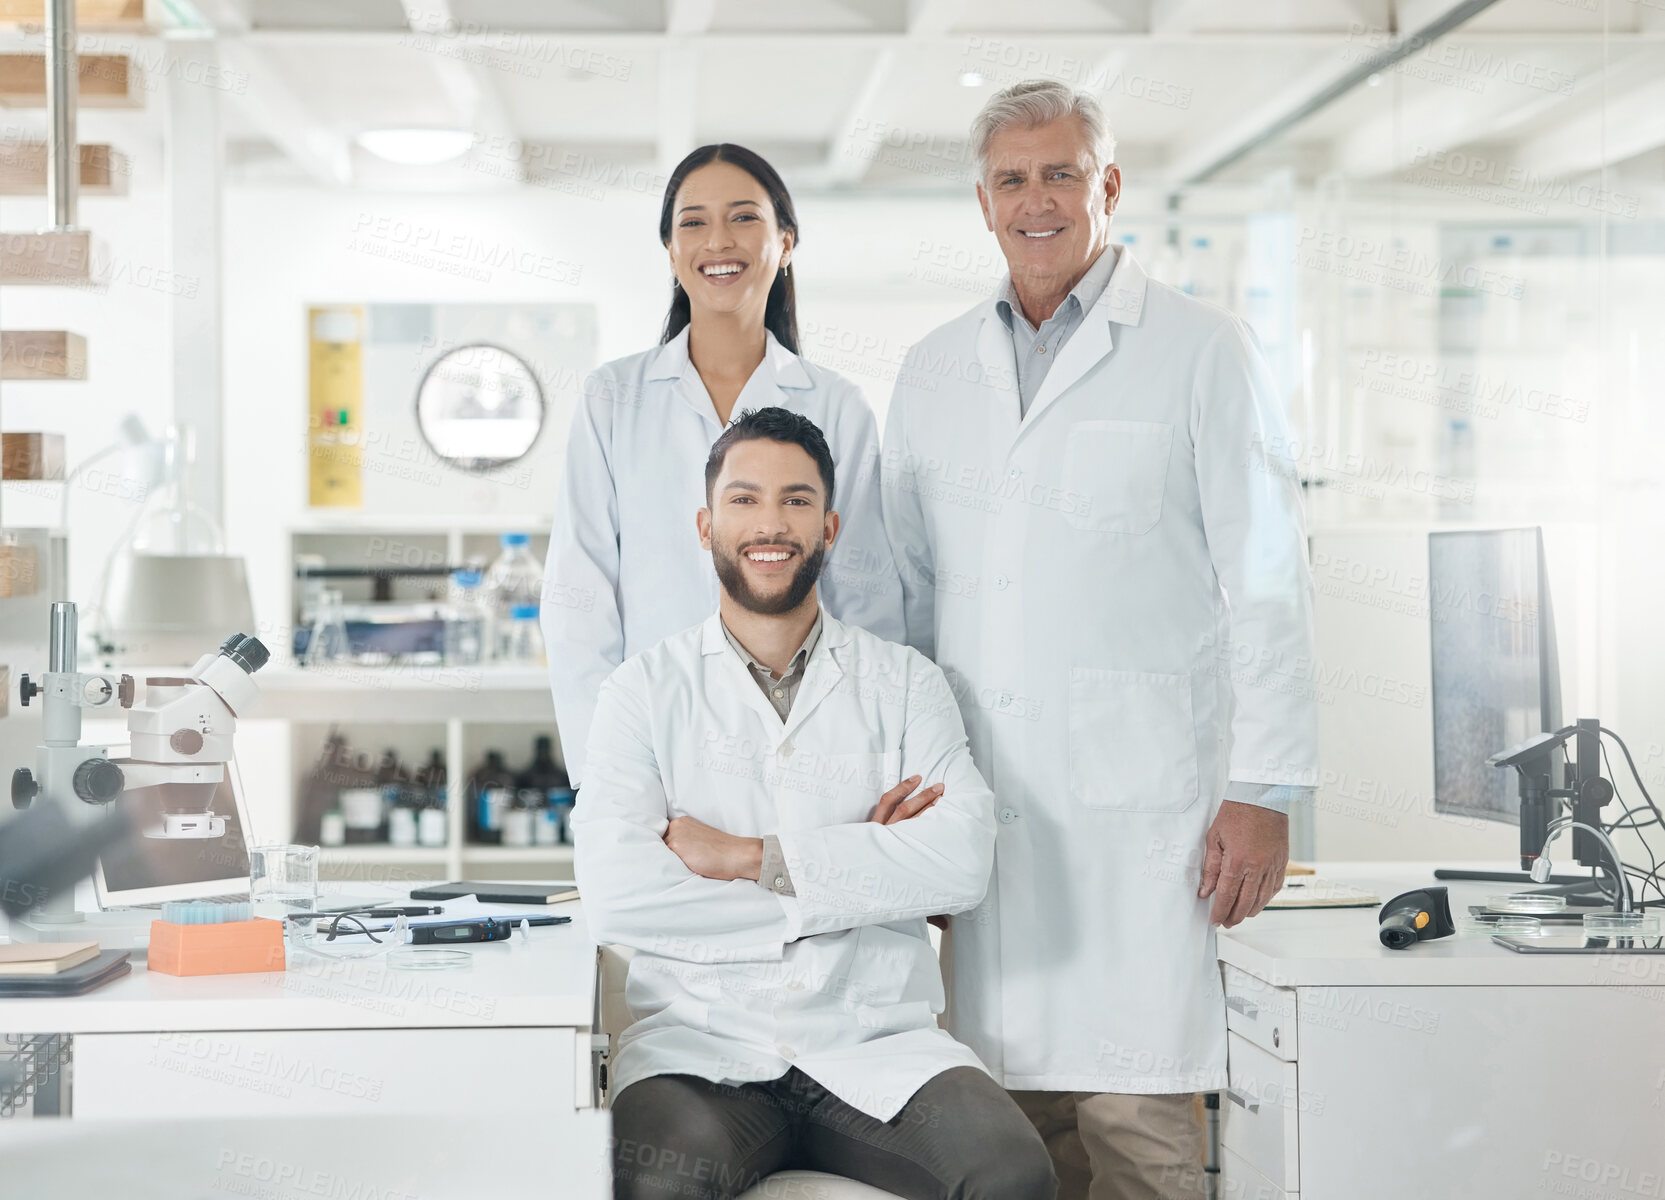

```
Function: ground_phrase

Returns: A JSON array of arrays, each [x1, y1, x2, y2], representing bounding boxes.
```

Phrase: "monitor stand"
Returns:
[[1434, 867, 1617, 908]]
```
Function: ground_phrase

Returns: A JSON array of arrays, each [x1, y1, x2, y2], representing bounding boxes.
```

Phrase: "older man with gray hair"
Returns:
[[881, 80, 1320, 1199]]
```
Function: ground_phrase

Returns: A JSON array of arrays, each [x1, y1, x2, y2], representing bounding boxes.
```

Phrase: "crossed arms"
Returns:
[[570, 656, 996, 964]]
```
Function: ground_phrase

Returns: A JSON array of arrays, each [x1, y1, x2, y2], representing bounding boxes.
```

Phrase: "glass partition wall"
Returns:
[[1118, 0, 1662, 859]]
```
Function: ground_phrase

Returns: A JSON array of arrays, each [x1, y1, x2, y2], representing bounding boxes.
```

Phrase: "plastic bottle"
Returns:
[[444, 569, 488, 665], [375, 748, 409, 820], [551, 787, 577, 845], [415, 749, 449, 847], [388, 804, 418, 847], [319, 810, 346, 847], [293, 729, 363, 843], [483, 534, 542, 660], [466, 750, 516, 845], [504, 605, 545, 665], [517, 735, 569, 845], [501, 796, 534, 847]]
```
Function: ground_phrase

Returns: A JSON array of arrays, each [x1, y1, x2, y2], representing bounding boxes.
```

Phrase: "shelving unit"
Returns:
[[262, 516, 570, 884]]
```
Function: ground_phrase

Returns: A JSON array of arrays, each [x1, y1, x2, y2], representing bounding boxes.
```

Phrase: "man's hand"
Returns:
[[869, 774, 942, 825], [1198, 801, 1289, 928], [664, 815, 762, 882]]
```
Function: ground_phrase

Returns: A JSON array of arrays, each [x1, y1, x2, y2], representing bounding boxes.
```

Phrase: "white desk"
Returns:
[[1215, 863, 1665, 1200], [0, 1113, 612, 1198], [0, 889, 609, 1195]]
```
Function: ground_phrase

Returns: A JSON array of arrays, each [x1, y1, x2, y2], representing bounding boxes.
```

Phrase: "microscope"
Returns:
[[1487, 718, 1625, 909], [8, 601, 268, 929]]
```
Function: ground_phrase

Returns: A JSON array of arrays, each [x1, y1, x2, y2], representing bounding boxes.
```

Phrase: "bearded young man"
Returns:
[[572, 407, 1055, 1200]]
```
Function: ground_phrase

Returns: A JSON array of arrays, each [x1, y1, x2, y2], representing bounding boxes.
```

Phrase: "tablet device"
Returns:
[[1493, 935, 1665, 953], [409, 882, 578, 905]]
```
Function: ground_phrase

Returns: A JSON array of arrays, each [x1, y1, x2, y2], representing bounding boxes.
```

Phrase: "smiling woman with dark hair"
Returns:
[[543, 144, 903, 786]]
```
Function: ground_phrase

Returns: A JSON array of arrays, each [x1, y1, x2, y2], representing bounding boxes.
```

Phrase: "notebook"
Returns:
[[1265, 879, 1381, 909], [0, 941, 101, 976], [408, 882, 580, 906]]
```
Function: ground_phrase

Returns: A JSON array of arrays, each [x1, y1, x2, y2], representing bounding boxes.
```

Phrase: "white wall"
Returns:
[[218, 182, 1002, 646]]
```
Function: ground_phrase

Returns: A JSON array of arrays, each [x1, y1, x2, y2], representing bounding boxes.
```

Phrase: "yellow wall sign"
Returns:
[[307, 306, 365, 508]]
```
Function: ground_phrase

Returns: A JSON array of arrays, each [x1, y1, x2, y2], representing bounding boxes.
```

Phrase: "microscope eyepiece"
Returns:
[[220, 634, 270, 675]]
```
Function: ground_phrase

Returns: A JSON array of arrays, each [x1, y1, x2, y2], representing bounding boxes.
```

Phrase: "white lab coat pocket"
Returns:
[[849, 923, 935, 1031], [1067, 667, 1200, 812], [1062, 419, 1173, 534]]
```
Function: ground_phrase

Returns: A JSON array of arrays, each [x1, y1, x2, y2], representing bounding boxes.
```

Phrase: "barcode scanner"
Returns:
[[1378, 886, 1456, 949]]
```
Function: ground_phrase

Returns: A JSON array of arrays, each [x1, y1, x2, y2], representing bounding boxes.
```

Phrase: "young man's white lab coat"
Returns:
[[543, 329, 904, 785], [571, 608, 995, 1122]]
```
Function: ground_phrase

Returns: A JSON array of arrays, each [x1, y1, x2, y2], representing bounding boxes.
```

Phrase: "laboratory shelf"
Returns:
[[244, 520, 569, 883], [287, 513, 551, 534], [253, 666, 552, 723], [317, 844, 576, 884], [319, 846, 450, 864], [462, 846, 575, 864]]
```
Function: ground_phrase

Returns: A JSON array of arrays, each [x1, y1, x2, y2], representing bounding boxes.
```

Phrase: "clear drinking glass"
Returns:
[[249, 843, 319, 919]]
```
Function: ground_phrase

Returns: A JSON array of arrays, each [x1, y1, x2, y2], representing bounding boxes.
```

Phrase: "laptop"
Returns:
[[92, 754, 257, 910]]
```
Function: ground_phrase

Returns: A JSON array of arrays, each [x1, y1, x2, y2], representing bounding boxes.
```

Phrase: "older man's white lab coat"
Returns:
[[881, 246, 1320, 1094], [571, 608, 995, 1121], [544, 328, 904, 785]]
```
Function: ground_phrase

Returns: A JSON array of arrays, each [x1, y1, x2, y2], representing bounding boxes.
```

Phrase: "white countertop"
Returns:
[[1218, 861, 1659, 987], [0, 891, 596, 1034]]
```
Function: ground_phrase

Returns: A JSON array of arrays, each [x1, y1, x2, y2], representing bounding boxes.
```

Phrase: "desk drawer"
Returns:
[[1221, 1146, 1294, 1200], [75, 1028, 577, 1118], [1222, 963, 1297, 1061], [1221, 1032, 1300, 1192]]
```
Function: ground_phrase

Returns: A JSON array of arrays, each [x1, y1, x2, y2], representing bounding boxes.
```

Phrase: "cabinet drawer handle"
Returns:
[[1226, 1086, 1260, 1114], [1225, 995, 1259, 1018]]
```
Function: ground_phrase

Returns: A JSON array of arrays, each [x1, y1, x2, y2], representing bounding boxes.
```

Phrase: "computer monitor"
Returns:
[[92, 756, 254, 909], [1429, 528, 1563, 823]]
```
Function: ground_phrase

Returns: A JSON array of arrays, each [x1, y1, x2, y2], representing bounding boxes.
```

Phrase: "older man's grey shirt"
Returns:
[[996, 244, 1119, 417], [720, 612, 822, 896]]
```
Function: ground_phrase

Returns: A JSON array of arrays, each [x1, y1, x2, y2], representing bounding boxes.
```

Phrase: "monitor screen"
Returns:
[[1429, 528, 1561, 824], [97, 769, 251, 899]]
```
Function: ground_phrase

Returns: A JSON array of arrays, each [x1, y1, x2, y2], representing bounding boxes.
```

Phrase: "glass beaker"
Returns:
[[249, 844, 319, 920]]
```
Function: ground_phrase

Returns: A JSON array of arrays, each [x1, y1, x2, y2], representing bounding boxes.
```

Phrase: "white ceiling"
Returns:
[[15, 0, 1665, 196]]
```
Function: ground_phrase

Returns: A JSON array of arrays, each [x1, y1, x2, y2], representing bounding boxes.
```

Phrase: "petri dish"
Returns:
[[387, 948, 472, 971], [1583, 912, 1662, 937], [1486, 893, 1568, 915], [1492, 916, 1545, 936]]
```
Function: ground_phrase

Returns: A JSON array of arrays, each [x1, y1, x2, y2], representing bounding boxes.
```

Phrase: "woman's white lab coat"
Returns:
[[543, 328, 903, 784], [881, 246, 1320, 1094], [571, 609, 994, 1121]]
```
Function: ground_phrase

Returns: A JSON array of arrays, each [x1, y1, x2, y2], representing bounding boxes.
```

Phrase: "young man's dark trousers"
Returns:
[[612, 1065, 1057, 1200]]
